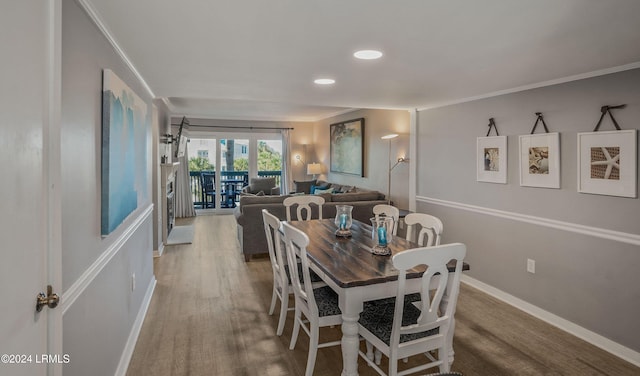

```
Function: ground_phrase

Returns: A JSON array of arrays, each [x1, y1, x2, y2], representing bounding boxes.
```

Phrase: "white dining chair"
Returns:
[[262, 209, 325, 336], [281, 221, 342, 376], [404, 213, 444, 246], [283, 195, 325, 221], [357, 243, 467, 376], [262, 209, 294, 336], [373, 204, 400, 235]]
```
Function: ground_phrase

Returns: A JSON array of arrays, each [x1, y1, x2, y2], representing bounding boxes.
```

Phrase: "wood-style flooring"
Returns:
[[126, 214, 639, 376]]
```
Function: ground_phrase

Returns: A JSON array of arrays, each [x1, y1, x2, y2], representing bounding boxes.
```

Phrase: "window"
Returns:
[[197, 150, 208, 159]]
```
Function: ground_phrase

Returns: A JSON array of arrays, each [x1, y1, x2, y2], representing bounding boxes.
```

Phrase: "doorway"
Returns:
[[188, 132, 283, 213]]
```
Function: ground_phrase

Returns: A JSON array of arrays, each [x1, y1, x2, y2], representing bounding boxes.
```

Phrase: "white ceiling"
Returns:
[[85, 0, 640, 122]]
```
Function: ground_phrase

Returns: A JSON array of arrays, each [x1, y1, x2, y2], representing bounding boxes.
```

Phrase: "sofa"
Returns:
[[234, 180, 386, 261]]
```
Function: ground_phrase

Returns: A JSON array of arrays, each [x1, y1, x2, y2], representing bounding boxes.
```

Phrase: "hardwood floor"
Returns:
[[126, 214, 639, 376]]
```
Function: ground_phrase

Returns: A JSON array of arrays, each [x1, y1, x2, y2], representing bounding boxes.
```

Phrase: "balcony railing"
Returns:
[[189, 170, 282, 209]]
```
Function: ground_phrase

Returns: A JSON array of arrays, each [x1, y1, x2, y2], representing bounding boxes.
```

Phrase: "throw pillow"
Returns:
[[293, 179, 317, 194], [310, 183, 330, 194], [248, 177, 275, 194]]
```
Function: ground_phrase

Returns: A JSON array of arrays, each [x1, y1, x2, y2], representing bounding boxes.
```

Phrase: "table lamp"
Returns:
[[307, 163, 322, 180]]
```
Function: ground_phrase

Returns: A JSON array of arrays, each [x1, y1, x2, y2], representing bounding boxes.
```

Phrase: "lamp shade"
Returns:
[[307, 163, 322, 175]]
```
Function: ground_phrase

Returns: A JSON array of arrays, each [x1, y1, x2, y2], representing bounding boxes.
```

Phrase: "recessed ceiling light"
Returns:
[[314, 78, 335, 85], [354, 50, 383, 60]]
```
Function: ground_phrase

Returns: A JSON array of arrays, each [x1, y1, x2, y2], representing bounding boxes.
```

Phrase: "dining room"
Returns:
[[125, 214, 639, 376]]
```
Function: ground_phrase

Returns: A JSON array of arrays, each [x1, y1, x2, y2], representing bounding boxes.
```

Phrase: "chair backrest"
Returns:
[[201, 172, 215, 192], [262, 209, 287, 289], [281, 222, 319, 319], [404, 213, 443, 246], [390, 243, 467, 351], [283, 195, 325, 221], [373, 204, 400, 235]]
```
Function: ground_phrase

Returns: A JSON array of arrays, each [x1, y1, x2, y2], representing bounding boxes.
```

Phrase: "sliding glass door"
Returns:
[[257, 139, 283, 188], [188, 132, 283, 212]]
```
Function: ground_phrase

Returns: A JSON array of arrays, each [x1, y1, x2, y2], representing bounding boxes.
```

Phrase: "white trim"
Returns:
[[418, 62, 640, 111], [153, 243, 165, 258], [416, 196, 640, 246], [75, 0, 155, 99], [461, 275, 640, 367], [61, 205, 154, 314], [115, 276, 157, 376]]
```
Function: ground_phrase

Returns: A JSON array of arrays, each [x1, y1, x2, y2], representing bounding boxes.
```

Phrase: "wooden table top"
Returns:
[[286, 219, 469, 288]]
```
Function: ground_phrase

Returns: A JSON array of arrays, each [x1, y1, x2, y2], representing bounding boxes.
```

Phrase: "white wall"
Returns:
[[416, 69, 640, 359], [60, 0, 160, 374]]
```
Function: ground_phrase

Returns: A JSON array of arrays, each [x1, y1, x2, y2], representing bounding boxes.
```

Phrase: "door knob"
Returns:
[[36, 285, 60, 312]]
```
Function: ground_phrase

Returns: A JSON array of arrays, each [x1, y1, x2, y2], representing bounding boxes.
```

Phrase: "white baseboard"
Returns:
[[153, 242, 164, 258], [461, 275, 640, 367], [115, 276, 156, 376]]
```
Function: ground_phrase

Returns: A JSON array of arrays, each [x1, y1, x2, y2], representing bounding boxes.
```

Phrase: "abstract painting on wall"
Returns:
[[101, 69, 148, 235], [577, 130, 637, 198], [330, 118, 365, 176], [477, 136, 507, 183], [519, 133, 560, 188]]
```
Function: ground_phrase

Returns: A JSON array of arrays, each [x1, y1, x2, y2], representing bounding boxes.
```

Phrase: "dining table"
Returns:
[[285, 218, 469, 376]]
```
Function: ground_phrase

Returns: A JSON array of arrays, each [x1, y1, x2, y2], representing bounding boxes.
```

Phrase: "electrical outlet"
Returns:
[[527, 259, 536, 274], [131, 273, 136, 291]]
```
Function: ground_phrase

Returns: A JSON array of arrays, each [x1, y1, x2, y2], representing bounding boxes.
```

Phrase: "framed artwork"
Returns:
[[577, 130, 637, 198], [477, 136, 507, 184], [101, 69, 149, 235], [519, 133, 560, 188], [330, 118, 365, 176]]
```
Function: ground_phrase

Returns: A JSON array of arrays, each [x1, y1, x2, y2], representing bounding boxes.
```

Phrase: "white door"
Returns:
[[0, 2, 62, 375]]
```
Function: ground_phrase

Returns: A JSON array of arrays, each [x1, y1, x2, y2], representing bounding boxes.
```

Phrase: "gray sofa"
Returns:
[[234, 182, 386, 261]]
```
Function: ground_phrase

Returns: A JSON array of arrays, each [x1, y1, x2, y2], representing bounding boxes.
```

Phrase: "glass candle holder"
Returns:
[[370, 216, 394, 255], [334, 205, 353, 237]]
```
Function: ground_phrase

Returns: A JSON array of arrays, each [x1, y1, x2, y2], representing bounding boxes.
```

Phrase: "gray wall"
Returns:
[[61, 0, 162, 374], [417, 69, 640, 352], [313, 109, 411, 209]]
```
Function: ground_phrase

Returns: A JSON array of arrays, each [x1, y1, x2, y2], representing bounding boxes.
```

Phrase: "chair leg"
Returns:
[[375, 349, 382, 365], [289, 305, 301, 350], [276, 293, 288, 336], [268, 286, 278, 316], [438, 345, 450, 373], [305, 324, 319, 376], [366, 341, 374, 362], [389, 353, 398, 376]]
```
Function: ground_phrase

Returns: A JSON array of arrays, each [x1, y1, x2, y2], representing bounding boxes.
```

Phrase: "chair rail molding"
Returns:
[[415, 196, 640, 247], [62, 204, 154, 314]]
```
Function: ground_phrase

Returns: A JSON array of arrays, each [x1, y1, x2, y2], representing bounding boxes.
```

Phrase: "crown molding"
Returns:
[[418, 61, 640, 112], [76, 0, 155, 99]]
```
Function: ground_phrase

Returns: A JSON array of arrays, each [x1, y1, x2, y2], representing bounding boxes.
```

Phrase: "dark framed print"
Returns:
[[330, 118, 365, 176]]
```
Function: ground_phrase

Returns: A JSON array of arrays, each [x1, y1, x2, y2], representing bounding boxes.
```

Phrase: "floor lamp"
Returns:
[[381, 134, 408, 205]]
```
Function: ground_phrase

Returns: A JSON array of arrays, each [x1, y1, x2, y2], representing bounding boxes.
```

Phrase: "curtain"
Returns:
[[280, 129, 292, 194], [175, 141, 196, 218]]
